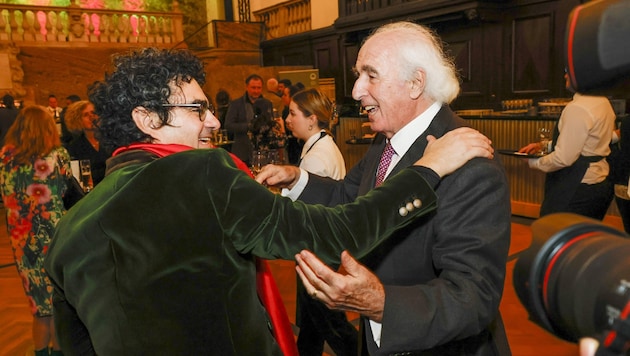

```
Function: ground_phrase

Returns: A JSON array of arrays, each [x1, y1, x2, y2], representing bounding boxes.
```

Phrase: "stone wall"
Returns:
[[15, 46, 126, 106], [8, 21, 310, 109]]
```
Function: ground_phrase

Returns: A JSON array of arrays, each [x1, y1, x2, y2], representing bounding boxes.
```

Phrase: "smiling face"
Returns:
[[135, 79, 220, 149], [352, 30, 431, 138]]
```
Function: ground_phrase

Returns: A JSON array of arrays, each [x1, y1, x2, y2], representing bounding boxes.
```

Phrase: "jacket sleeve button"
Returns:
[[399, 207, 408, 216], [413, 199, 422, 208]]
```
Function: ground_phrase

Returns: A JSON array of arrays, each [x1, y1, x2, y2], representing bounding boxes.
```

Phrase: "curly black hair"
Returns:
[[89, 47, 206, 154]]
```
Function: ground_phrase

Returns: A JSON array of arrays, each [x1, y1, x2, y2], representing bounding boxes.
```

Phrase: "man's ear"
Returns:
[[132, 107, 158, 135], [409, 69, 426, 100]]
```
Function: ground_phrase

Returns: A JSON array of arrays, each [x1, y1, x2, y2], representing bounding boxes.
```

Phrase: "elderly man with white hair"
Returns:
[[257, 21, 512, 356]]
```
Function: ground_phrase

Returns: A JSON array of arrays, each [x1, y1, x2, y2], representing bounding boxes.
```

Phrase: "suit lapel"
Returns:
[[357, 135, 385, 195], [388, 105, 457, 177], [358, 105, 464, 194]]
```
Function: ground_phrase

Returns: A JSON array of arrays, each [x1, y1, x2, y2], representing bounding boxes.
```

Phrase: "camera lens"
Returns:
[[513, 213, 630, 345]]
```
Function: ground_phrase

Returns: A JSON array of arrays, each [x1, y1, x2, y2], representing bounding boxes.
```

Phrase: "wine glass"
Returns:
[[539, 128, 551, 155], [250, 151, 268, 176]]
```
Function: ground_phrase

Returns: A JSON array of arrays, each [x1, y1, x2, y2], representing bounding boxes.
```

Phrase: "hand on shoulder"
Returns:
[[415, 127, 494, 177]]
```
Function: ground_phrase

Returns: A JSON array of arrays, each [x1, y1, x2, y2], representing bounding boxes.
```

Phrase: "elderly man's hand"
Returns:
[[295, 250, 386, 322], [415, 127, 494, 177]]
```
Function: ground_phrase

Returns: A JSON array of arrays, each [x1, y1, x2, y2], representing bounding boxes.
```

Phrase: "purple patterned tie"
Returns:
[[375, 141, 395, 187]]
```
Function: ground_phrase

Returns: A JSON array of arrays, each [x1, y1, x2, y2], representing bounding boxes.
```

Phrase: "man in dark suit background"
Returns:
[[257, 21, 512, 355], [224, 73, 273, 165]]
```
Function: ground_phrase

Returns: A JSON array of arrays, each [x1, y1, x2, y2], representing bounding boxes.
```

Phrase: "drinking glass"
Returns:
[[250, 151, 268, 176], [79, 159, 94, 192], [539, 128, 551, 155]]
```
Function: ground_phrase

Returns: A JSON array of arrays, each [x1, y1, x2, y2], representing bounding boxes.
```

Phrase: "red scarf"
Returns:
[[113, 143, 298, 356]]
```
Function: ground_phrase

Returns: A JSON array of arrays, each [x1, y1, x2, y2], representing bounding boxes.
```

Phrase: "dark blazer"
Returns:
[[45, 148, 442, 355], [300, 106, 512, 355], [65, 133, 109, 186], [224, 93, 273, 163]]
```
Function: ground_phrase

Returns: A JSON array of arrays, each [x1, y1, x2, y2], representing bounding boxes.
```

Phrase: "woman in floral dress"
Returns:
[[0, 105, 71, 356]]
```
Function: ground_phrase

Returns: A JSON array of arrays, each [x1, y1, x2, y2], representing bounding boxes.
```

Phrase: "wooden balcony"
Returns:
[[0, 3, 184, 47], [253, 0, 311, 40]]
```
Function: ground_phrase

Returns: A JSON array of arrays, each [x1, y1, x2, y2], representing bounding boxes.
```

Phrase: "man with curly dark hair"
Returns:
[[44, 47, 495, 355], [90, 48, 207, 155]]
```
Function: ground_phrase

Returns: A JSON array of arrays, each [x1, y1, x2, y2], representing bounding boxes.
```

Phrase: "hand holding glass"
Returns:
[[250, 151, 268, 177], [539, 128, 551, 155]]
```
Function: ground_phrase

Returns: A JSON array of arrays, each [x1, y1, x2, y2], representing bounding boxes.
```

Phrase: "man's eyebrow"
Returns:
[[353, 64, 378, 77]]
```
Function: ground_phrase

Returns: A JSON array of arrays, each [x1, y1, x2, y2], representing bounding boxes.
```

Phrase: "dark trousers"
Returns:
[[564, 179, 614, 220], [615, 195, 630, 232], [296, 282, 358, 356]]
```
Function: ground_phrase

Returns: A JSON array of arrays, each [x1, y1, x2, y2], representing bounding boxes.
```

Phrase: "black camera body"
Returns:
[[512, 0, 630, 353], [513, 213, 630, 355], [565, 0, 630, 92]]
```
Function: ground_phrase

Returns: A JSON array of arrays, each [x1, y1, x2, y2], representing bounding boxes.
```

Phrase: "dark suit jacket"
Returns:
[[300, 106, 512, 355], [224, 93, 273, 163], [0, 107, 18, 146], [44, 148, 442, 355], [65, 133, 109, 186]]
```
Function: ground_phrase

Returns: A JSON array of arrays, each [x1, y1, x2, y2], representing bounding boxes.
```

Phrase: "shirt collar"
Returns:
[[389, 101, 443, 157]]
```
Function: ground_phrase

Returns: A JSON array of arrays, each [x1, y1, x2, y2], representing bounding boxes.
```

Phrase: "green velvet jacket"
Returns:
[[45, 148, 440, 355]]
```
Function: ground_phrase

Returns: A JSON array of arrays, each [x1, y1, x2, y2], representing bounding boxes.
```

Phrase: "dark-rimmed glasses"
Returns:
[[162, 101, 215, 121]]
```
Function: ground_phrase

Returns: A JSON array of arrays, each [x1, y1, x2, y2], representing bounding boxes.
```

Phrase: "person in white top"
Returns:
[[284, 87, 354, 355], [286, 88, 346, 180], [519, 72, 616, 220]]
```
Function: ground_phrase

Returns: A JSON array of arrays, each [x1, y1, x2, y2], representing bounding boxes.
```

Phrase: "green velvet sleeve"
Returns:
[[205, 150, 438, 264]]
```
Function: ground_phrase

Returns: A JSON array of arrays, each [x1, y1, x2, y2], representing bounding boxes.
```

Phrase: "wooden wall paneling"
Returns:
[[312, 36, 342, 99], [342, 42, 359, 97], [281, 47, 311, 66], [337, 117, 370, 171], [444, 20, 503, 110], [451, 39, 475, 92], [511, 14, 553, 94]]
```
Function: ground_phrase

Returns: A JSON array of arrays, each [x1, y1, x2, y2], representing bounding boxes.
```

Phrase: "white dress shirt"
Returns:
[[298, 130, 346, 180], [528, 93, 616, 184]]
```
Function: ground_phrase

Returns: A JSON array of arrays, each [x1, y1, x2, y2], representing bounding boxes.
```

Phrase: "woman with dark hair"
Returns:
[[0, 105, 70, 356], [63, 100, 108, 185]]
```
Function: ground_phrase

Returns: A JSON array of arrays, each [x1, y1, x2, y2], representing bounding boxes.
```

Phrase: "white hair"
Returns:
[[369, 21, 460, 104]]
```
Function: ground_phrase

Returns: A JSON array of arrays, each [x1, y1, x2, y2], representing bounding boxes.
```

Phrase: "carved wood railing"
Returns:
[[0, 3, 184, 46], [253, 0, 310, 40]]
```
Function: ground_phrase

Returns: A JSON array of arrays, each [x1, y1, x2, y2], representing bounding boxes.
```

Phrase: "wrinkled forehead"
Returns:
[[356, 34, 399, 71]]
